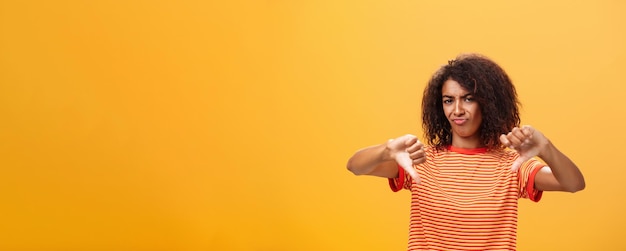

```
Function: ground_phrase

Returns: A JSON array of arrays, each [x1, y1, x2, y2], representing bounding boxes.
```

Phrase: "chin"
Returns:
[[454, 132, 479, 139]]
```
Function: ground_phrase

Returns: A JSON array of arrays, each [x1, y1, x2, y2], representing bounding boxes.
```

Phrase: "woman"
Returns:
[[346, 54, 585, 250]]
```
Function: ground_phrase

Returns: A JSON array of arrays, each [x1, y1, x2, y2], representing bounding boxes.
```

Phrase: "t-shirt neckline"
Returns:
[[447, 145, 488, 154]]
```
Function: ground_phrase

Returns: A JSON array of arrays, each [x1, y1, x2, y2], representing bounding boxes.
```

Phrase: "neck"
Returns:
[[451, 135, 483, 149]]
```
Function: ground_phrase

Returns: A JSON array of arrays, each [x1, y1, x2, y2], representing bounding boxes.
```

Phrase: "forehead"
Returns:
[[441, 79, 471, 96]]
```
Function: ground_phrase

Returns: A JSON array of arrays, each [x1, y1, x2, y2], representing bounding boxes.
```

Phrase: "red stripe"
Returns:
[[387, 146, 544, 250]]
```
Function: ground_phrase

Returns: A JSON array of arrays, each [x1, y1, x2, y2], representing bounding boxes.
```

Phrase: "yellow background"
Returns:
[[1, 1, 624, 250]]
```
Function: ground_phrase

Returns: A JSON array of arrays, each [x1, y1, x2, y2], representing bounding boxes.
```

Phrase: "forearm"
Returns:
[[347, 143, 399, 178], [539, 142, 586, 192]]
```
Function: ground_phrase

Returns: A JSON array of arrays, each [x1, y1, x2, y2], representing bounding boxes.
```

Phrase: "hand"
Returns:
[[499, 125, 549, 172], [387, 134, 425, 183]]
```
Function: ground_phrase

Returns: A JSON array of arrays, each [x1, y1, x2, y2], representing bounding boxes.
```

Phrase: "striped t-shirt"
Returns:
[[389, 145, 545, 250]]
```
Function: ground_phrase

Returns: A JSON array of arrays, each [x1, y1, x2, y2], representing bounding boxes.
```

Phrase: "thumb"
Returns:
[[395, 151, 421, 184], [511, 155, 528, 172]]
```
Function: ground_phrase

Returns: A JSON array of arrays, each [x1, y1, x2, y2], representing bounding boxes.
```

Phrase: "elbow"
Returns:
[[346, 162, 356, 175], [565, 180, 586, 193], [347, 167, 362, 176], [573, 181, 586, 193], [346, 158, 365, 176], [346, 166, 362, 176]]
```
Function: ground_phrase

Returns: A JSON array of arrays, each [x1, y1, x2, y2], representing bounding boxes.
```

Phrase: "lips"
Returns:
[[452, 119, 466, 125]]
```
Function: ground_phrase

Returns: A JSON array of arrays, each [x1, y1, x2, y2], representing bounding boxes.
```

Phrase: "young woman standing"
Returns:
[[347, 54, 585, 250]]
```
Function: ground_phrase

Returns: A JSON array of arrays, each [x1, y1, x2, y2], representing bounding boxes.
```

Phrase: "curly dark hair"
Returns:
[[422, 53, 520, 150]]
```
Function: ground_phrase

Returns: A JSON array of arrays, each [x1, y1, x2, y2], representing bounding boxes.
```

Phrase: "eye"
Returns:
[[464, 97, 474, 102], [443, 99, 453, 104]]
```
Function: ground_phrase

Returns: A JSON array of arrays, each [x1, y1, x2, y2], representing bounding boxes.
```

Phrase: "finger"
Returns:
[[387, 136, 408, 151], [512, 127, 526, 140], [511, 156, 528, 172], [395, 152, 413, 173], [520, 125, 533, 137], [513, 126, 537, 146], [395, 152, 421, 184], [409, 149, 424, 160], [412, 156, 426, 165], [511, 130, 528, 146], [506, 131, 523, 148], [404, 136, 418, 147], [500, 134, 512, 148], [520, 126, 534, 143], [406, 141, 423, 154], [388, 134, 416, 151]]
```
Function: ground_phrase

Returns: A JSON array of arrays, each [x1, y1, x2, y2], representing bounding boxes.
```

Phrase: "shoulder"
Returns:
[[493, 148, 544, 170], [423, 145, 442, 157], [490, 147, 518, 159]]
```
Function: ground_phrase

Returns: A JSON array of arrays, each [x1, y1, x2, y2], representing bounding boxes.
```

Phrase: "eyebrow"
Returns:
[[442, 93, 473, 99]]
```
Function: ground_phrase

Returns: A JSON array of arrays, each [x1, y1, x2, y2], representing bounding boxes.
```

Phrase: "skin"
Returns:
[[442, 79, 483, 149], [347, 79, 585, 192]]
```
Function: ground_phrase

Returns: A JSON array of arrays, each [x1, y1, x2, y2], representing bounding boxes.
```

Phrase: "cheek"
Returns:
[[473, 110, 483, 125], [468, 105, 480, 120], [471, 105, 482, 117]]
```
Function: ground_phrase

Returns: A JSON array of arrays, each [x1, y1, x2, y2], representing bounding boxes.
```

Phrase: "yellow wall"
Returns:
[[1, 1, 624, 250]]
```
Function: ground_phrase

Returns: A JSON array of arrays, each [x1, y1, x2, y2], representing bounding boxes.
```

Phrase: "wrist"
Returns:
[[537, 140, 555, 160], [382, 141, 395, 162]]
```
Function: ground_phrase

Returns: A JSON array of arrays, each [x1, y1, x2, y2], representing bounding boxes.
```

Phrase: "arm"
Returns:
[[534, 142, 585, 192], [347, 134, 425, 181], [500, 126, 586, 193], [346, 143, 399, 178]]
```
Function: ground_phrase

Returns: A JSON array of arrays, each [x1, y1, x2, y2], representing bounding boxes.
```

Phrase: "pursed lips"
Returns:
[[452, 118, 467, 125]]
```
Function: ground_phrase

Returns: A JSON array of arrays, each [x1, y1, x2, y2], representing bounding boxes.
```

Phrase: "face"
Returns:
[[441, 79, 483, 148]]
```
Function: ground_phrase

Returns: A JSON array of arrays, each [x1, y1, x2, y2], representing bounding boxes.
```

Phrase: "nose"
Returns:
[[453, 100, 465, 116]]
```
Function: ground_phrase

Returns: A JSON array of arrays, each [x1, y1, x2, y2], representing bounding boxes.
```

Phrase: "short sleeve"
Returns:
[[517, 158, 546, 202], [389, 146, 435, 192], [388, 164, 413, 192]]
